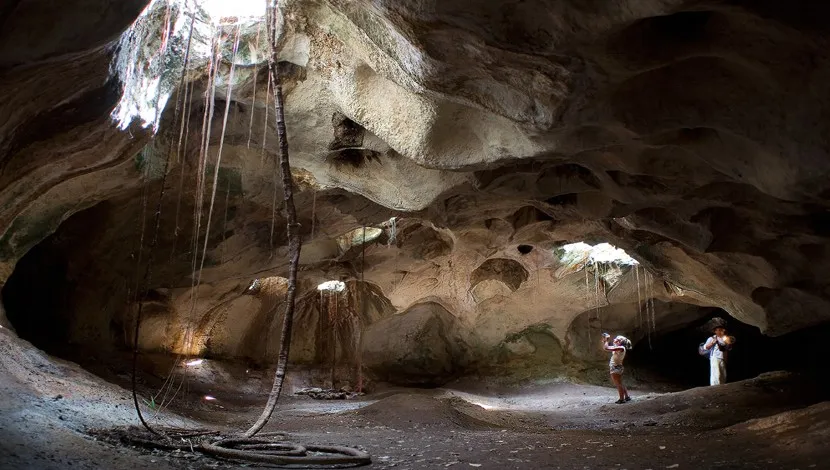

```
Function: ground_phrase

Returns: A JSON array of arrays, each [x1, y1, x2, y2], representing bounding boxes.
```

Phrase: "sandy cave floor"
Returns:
[[1, 330, 829, 470]]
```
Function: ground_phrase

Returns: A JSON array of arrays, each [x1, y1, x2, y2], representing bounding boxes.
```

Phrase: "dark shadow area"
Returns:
[[628, 308, 828, 388], [516, 244, 534, 254], [2, 175, 236, 358], [2, 199, 135, 357], [2, 232, 71, 352], [470, 258, 529, 291]]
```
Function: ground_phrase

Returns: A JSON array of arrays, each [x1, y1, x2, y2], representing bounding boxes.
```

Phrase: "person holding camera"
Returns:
[[601, 332, 633, 404], [703, 323, 735, 385]]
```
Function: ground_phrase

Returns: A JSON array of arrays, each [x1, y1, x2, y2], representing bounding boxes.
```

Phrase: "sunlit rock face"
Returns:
[[2, 0, 830, 384], [361, 301, 473, 386]]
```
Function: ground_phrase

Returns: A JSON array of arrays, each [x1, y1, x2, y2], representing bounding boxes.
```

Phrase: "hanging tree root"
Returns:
[[239, 0, 303, 439], [118, 1, 371, 466], [129, 7, 198, 438], [208, 4, 370, 465]]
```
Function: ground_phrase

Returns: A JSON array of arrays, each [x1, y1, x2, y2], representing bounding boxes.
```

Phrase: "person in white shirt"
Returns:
[[704, 325, 735, 385], [601, 333, 632, 404]]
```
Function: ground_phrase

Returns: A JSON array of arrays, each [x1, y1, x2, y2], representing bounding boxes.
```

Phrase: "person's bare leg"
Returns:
[[611, 373, 625, 400]]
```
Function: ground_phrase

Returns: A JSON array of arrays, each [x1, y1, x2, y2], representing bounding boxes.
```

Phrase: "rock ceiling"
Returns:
[[2, 0, 830, 373]]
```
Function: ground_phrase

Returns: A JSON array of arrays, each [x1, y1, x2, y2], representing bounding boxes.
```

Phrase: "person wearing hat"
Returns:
[[703, 319, 735, 385]]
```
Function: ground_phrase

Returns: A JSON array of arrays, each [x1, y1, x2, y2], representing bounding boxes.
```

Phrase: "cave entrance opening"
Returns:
[[559, 241, 639, 266], [317, 280, 346, 292], [113, 0, 269, 131], [1, 225, 72, 356], [200, 0, 265, 21], [626, 308, 828, 390]]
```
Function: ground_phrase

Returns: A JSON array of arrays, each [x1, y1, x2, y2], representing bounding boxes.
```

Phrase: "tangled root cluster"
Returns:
[[92, 427, 371, 467]]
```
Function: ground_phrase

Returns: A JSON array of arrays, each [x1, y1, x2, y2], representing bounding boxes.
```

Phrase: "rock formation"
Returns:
[[362, 301, 472, 386], [2, 0, 830, 385]]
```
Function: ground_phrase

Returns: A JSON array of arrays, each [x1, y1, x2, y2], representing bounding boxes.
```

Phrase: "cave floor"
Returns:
[[1, 330, 828, 470]]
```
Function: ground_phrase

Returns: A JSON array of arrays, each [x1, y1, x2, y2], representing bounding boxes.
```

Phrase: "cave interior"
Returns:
[[1, 0, 830, 468]]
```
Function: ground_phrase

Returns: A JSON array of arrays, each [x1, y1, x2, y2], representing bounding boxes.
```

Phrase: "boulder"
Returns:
[[361, 302, 471, 386]]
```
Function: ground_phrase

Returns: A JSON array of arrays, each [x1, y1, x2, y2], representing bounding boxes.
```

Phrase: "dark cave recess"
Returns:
[[626, 309, 828, 388]]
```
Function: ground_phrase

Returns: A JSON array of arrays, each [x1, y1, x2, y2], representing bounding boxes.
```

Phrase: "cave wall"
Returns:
[[4, 192, 703, 385], [2, 0, 830, 385], [282, 0, 830, 337], [0, 0, 153, 284], [0, 0, 152, 339]]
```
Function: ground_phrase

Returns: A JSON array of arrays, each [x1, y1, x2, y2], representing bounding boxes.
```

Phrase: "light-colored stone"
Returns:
[[2, 0, 830, 384], [361, 301, 472, 386]]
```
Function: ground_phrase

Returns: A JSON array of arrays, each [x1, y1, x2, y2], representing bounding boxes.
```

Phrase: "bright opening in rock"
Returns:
[[112, 0, 269, 131], [317, 280, 346, 292], [201, 0, 264, 21], [560, 241, 639, 265]]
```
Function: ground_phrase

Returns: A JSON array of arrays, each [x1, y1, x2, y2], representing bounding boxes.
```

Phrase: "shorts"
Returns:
[[610, 365, 624, 375]]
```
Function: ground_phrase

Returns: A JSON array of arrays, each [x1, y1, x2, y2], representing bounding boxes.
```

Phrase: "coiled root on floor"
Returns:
[[93, 427, 371, 467]]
